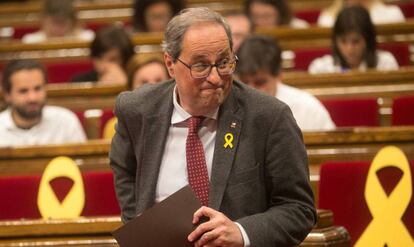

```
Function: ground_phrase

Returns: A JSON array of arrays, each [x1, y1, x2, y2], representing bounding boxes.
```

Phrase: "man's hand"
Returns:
[[188, 206, 244, 247]]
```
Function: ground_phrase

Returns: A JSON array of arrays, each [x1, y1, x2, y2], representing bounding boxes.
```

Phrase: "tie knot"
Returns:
[[188, 117, 203, 134]]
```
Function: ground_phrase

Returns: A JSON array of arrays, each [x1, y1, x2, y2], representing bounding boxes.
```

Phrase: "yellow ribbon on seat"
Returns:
[[37, 156, 85, 219], [103, 117, 117, 140], [355, 146, 414, 247]]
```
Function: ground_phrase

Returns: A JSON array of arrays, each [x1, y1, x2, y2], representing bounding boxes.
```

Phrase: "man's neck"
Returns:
[[11, 110, 41, 129]]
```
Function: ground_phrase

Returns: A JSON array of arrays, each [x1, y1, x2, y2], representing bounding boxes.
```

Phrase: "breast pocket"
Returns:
[[228, 162, 262, 185], [226, 162, 264, 199]]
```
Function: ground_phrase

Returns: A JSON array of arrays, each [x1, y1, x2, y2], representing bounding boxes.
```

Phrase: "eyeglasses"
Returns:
[[176, 56, 238, 79]]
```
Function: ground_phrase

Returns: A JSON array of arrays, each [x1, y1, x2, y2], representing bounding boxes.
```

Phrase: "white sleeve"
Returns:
[[377, 51, 399, 71], [317, 11, 335, 27], [235, 222, 251, 247], [65, 112, 87, 143], [308, 54, 340, 74]]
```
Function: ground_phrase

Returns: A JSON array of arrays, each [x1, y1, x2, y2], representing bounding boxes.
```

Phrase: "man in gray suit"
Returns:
[[110, 7, 316, 247]]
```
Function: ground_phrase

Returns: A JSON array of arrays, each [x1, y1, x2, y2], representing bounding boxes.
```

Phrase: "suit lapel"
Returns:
[[209, 89, 243, 210], [138, 86, 174, 210]]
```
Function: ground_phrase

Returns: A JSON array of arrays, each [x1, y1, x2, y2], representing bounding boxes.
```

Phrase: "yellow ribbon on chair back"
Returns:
[[103, 117, 117, 140], [355, 146, 413, 247], [37, 156, 85, 219]]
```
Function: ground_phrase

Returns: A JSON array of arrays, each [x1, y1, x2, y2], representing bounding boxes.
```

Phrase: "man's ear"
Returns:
[[164, 52, 175, 78]]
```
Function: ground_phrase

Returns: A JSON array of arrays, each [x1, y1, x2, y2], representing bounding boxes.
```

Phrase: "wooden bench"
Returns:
[[284, 68, 414, 125], [0, 210, 350, 247], [0, 139, 111, 176], [1, 20, 414, 64], [1, 68, 413, 131], [1, 126, 414, 205], [0, 0, 243, 35]]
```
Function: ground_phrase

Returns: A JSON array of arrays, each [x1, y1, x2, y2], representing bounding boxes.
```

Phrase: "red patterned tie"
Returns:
[[186, 116, 209, 206]]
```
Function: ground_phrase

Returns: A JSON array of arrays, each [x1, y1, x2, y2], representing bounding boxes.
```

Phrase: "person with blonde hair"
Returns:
[[318, 0, 405, 27], [126, 53, 169, 89]]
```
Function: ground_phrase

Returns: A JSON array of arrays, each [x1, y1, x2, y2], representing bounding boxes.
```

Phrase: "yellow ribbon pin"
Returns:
[[37, 156, 85, 219], [223, 133, 234, 149], [355, 146, 413, 247]]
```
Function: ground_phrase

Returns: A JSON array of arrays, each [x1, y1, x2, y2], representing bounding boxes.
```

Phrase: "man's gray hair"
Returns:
[[163, 7, 233, 61]]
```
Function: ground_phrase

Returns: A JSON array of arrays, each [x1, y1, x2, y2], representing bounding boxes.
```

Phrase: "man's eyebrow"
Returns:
[[189, 48, 232, 61], [189, 54, 209, 61]]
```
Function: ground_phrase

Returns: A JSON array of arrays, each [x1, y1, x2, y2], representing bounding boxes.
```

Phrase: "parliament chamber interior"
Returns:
[[0, 0, 414, 246]]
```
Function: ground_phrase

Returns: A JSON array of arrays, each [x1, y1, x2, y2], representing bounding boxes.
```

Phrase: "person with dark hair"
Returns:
[[71, 25, 134, 85], [318, 0, 405, 27], [223, 10, 254, 52], [309, 5, 398, 74], [22, 0, 94, 43], [126, 53, 169, 90], [110, 7, 316, 247], [133, 0, 185, 32], [245, 0, 308, 29], [0, 59, 86, 147], [236, 35, 335, 131]]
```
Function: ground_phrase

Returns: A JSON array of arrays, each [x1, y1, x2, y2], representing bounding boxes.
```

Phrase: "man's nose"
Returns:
[[206, 66, 221, 85], [27, 90, 40, 102]]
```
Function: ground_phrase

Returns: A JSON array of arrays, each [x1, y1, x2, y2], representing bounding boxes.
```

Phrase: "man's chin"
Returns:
[[15, 107, 43, 120]]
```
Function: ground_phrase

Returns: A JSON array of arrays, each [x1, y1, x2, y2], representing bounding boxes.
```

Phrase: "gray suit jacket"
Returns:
[[109, 79, 316, 246]]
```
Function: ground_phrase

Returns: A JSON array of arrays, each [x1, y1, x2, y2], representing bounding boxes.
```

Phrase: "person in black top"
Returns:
[[71, 25, 134, 85]]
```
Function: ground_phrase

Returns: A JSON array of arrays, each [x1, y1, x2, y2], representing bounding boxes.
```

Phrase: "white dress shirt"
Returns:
[[276, 83, 336, 131], [22, 29, 95, 43], [155, 87, 251, 246], [308, 50, 399, 74], [0, 105, 86, 147]]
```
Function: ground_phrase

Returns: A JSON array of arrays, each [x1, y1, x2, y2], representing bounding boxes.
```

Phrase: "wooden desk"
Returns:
[[0, 82, 125, 112], [0, 210, 350, 247], [0, 0, 242, 29], [284, 68, 414, 125], [0, 139, 111, 176], [1, 20, 414, 62], [1, 126, 413, 206], [1, 69, 413, 129]]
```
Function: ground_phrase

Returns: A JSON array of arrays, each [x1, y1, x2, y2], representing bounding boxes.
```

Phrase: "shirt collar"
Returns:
[[2, 107, 44, 131], [171, 86, 218, 125]]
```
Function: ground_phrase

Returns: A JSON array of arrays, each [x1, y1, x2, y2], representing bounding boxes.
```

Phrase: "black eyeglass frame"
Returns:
[[176, 56, 238, 79]]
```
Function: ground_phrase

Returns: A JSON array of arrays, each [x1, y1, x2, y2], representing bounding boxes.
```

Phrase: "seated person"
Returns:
[[133, 0, 184, 32], [71, 25, 134, 85], [126, 53, 169, 90], [318, 0, 405, 27], [224, 10, 254, 52], [236, 35, 335, 131], [0, 59, 86, 147], [22, 0, 94, 43], [309, 5, 399, 74], [245, 0, 309, 29]]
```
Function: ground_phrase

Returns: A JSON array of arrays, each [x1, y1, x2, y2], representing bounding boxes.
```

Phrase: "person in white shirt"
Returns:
[[245, 0, 309, 29], [22, 0, 94, 44], [309, 5, 399, 74], [317, 0, 405, 27], [0, 59, 86, 147], [236, 35, 335, 131]]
